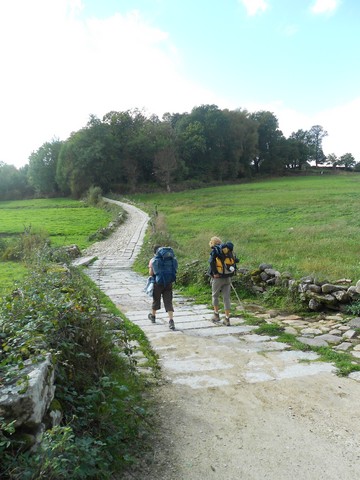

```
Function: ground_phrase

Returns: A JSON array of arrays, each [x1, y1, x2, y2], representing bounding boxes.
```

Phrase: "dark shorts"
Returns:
[[152, 283, 174, 312]]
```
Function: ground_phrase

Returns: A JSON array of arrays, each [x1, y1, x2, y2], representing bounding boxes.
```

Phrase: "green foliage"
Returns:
[[0, 257, 155, 479], [0, 262, 28, 297], [261, 285, 306, 313], [84, 185, 103, 206], [2, 225, 49, 262], [313, 347, 360, 377], [255, 322, 285, 336], [346, 299, 360, 316]]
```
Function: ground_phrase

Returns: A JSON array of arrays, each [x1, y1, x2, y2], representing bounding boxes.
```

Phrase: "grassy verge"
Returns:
[[0, 253, 158, 479], [242, 317, 360, 377], [0, 196, 123, 295], [0, 197, 116, 249]]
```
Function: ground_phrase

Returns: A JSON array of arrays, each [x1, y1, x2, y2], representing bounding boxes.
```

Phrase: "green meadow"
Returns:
[[1, 175, 360, 295], [0, 198, 113, 248], [130, 174, 360, 282], [0, 198, 114, 294]]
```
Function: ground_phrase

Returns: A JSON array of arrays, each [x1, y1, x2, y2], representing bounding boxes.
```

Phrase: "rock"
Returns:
[[297, 337, 328, 347], [64, 244, 81, 258], [356, 280, 360, 294], [321, 283, 346, 294], [260, 272, 270, 281], [264, 268, 279, 277], [0, 354, 55, 429], [347, 286, 360, 298], [329, 329, 342, 335], [334, 278, 352, 284], [301, 328, 323, 336], [308, 298, 322, 311], [334, 342, 353, 351], [72, 255, 97, 267], [300, 275, 315, 284], [348, 318, 360, 329], [259, 263, 272, 271], [342, 330, 357, 340], [308, 284, 322, 294], [305, 292, 338, 308], [284, 327, 298, 335], [349, 371, 360, 382], [332, 290, 350, 303], [316, 334, 342, 345]]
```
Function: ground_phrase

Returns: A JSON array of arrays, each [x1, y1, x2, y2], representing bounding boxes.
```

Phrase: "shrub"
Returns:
[[346, 299, 360, 316], [2, 226, 49, 262], [84, 186, 103, 207], [0, 256, 153, 479]]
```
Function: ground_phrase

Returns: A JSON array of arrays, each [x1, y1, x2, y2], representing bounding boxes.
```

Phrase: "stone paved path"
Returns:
[[80, 200, 336, 387], [76, 199, 360, 480]]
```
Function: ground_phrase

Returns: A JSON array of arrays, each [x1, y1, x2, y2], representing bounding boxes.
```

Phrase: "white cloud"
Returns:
[[316, 97, 360, 161], [0, 0, 219, 167], [310, 0, 340, 15], [240, 0, 269, 16], [256, 97, 360, 163]]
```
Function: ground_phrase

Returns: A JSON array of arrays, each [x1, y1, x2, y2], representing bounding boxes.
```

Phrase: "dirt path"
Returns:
[[83, 200, 360, 480]]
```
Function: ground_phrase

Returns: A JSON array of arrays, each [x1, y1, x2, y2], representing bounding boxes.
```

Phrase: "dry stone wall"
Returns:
[[241, 263, 360, 312]]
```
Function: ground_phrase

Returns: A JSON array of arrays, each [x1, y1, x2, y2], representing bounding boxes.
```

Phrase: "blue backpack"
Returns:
[[152, 247, 178, 286]]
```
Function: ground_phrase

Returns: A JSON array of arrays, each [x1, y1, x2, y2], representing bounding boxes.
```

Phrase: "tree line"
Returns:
[[1, 105, 358, 200]]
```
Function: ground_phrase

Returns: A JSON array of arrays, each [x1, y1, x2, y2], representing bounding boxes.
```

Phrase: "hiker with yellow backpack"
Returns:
[[208, 236, 238, 326]]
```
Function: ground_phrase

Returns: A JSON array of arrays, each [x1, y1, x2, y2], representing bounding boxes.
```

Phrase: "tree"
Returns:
[[27, 139, 62, 196], [178, 105, 229, 181], [103, 109, 154, 190], [339, 153, 356, 170], [307, 125, 328, 167], [326, 153, 339, 168], [56, 116, 113, 198], [250, 111, 283, 173], [222, 109, 258, 178], [288, 130, 312, 170], [152, 122, 179, 192], [0, 162, 32, 200]]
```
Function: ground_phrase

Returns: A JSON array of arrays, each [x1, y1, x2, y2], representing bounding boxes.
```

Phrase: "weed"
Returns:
[[255, 322, 285, 336], [0, 254, 155, 479], [346, 299, 360, 316]]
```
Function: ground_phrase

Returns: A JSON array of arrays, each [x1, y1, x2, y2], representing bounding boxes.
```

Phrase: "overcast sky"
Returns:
[[1, 0, 359, 168]]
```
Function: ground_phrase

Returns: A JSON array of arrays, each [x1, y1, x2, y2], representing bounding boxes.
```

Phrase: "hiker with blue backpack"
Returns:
[[148, 245, 178, 330], [208, 236, 238, 326]]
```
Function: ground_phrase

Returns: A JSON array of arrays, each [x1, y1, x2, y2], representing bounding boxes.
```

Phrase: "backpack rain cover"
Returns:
[[152, 247, 178, 286]]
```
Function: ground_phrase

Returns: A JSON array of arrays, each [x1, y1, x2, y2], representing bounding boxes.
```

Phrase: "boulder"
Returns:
[[0, 354, 55, 429]]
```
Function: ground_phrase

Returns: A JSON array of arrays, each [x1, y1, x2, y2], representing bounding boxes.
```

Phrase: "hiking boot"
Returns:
[[169, 319, 175, 330], [223, 317, 230, 326], [211, 312, 220, 323], [148, 313, 156, 323]]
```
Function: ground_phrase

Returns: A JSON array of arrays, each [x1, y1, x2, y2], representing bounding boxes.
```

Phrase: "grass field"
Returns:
[[0, 198, 114, 295], [129, 174, 360, 282], [0, 198, 113, 248]]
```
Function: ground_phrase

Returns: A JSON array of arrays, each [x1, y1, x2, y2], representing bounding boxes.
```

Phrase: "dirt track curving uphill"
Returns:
[[82, 199, 360, 480]]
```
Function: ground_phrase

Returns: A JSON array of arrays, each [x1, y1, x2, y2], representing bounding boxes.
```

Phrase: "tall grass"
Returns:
[[130, 174, 360, 282]]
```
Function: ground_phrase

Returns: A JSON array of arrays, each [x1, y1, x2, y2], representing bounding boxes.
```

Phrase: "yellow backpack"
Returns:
[[213, 242, 237, 277]]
